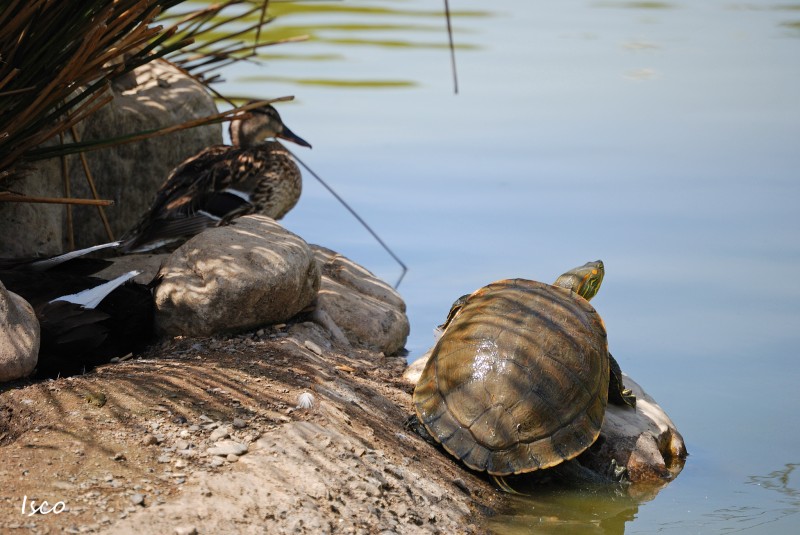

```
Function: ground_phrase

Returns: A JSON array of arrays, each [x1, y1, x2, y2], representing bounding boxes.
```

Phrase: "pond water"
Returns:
[[206, 1, 800, 532]]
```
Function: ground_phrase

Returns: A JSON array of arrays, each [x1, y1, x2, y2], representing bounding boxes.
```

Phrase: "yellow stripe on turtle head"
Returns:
[[553, 260, 604, 301]]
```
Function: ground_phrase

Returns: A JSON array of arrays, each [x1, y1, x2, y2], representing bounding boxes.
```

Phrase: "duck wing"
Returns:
[[0, 241, 119, 275], [119, 145, 271, 253]]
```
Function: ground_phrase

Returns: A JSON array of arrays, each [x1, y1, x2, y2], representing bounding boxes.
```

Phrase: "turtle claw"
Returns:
[[492, 475, 525, 495], [404, 414, 439, 447], [608, 353, 637, 408], [620, 388, 637, 408], [607, 459, 629, 483]]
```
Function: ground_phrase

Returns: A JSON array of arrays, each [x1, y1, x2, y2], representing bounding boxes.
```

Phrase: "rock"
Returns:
[[0, 60, 221, 257], [154, 216, 320, 337], [401, 349, 430, 386], [0, 282, 39, 382], [129, 494, 145, 507], [310, 245, 409, 354], [207, 440, 248, 457], [95, 253, 168, 285], [577, 374, 687, 483], [403, 352, 686, 484], [208, 426, 231, 442]]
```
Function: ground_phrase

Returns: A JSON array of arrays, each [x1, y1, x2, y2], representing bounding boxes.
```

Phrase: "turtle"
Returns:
[[412, 260, 635, 491]]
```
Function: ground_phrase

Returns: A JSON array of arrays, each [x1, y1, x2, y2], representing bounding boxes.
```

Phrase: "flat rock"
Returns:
[[309, 245, 409, 354], [100, 421, 474, 535], [207, 440, 248, 457], [0, 282, 40, 382], [154, 215, 320, 337]]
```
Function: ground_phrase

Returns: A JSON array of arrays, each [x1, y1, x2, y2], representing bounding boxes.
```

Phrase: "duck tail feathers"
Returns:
[[52, 270, 141, 309]]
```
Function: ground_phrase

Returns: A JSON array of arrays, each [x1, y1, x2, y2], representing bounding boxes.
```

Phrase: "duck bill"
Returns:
[[279, 125, 312, 148]]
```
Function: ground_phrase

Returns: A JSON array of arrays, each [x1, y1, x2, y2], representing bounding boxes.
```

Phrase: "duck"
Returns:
[[0, 242, 155, 378], [119, 103, 312, 253]]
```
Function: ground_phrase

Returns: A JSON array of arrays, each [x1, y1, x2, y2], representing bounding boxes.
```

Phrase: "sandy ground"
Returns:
[[0, 321, 499, 534]]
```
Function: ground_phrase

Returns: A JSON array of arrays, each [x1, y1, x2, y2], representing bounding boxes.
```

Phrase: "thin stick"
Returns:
[[0, 193, 114, 206], [59, 131, 75, 250], [70, 125, 115, 241], [287, 149, 408, 289], [26, 98, 292, 162], [443, 0, 458, 94]]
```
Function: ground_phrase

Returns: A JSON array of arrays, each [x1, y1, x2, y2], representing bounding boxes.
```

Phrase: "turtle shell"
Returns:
[[413, 278, 609, 476]]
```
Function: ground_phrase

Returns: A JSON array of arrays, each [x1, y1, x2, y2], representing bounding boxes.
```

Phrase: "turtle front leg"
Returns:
[[608, 353, 636, 408]]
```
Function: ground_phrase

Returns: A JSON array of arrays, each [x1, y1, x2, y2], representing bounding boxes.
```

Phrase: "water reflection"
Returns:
[[592, 2, 676, 9], [488, 485, 640, 535], [227, 0, 487, 90], [486, 462, 682, 534], [236, 74, 415, 88], [719, 463, 800, 531]]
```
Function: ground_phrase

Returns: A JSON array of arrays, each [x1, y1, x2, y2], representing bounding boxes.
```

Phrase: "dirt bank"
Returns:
[[0, 322, 499, 534]]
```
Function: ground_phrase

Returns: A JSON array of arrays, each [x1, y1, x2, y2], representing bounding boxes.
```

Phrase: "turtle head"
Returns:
[[230, 103, 312, 149], [553, 260, 604, 301]]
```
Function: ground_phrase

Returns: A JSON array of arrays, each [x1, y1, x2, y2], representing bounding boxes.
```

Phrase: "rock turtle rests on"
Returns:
[[412, 261, 636, 491]]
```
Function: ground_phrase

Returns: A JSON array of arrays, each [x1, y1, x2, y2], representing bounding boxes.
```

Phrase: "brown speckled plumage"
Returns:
[[120, 104, 310, 253]]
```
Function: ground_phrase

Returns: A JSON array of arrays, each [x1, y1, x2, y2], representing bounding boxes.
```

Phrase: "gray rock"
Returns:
[[0, 60, 221, 256], [95, 253, 168, 285], [578, 374, 687, 483], [208, 426, 231, 442], [207, 440, 248, 457], [0, 282, 39, 382], [310, 245, 409, 354], [154, 215, 320, 337], [401, 350, 430, 386]]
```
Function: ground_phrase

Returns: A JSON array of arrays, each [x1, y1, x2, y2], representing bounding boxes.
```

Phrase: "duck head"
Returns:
[[229, 103, 312, 149]]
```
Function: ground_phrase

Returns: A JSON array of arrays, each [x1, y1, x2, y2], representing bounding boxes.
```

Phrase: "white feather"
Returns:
[[30, 241, 121, 271], [52, 270, 141, 309], [220, 188, 252, 202], [296, 392, 315, 410]]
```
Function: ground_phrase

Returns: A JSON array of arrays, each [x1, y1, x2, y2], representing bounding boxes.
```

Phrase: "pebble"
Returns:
[[232, 418, 246, 429], [174, 526, 198, 535], [209, 426, 231, 442], [142, 434, 158, 446], [207, 440, 248, 457], [157, 455, 172, 464], [226, 454, 240, 462], [175, 439, 190, 450], [304, 340, 323, 355], [130, 494, 145, 506]]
